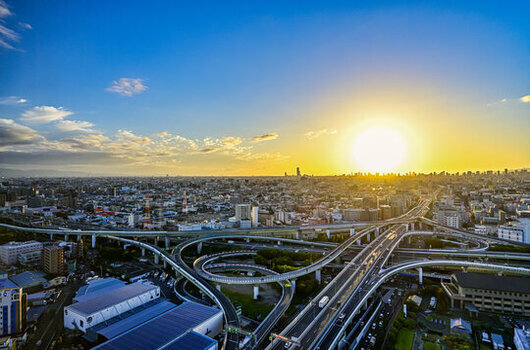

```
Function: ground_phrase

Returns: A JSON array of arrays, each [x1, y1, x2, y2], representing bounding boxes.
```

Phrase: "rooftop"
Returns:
[[68, 282, 158, 316], [92, 302, 221, 350], [10, 271, 47, 288], [454, 272, 530, 294], [0, 278, 19, 290], [75, 278, 126, 302]]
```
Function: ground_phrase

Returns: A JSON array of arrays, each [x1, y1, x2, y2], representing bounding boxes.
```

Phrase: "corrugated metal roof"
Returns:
[[92, 302, 221, 350], [0, 278, 19, 290], [75, 278, 126, 302], [10, 271, 47, 288], [69, 282, 158, 316], [96, 300, 177, 339], [162, 331, 217, 350]]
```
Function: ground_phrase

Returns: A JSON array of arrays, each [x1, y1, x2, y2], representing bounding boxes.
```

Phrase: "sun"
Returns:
[[351, 127, 407, 173]]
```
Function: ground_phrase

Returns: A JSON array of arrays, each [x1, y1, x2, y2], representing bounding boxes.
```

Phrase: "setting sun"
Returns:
[[351, 127, 407, 173]]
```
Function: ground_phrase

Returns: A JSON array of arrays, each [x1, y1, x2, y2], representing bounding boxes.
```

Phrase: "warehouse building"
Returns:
[[64, 281, 160, 332], [92, 302, 222, 350]]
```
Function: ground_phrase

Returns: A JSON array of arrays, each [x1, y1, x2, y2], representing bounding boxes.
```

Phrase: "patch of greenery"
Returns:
[[222, 289, 273, 321], [395, 328, 414, 350], [424, 342, 441, 350]]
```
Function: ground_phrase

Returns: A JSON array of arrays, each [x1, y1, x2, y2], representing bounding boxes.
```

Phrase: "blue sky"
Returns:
[[0, 1, 529, 175]]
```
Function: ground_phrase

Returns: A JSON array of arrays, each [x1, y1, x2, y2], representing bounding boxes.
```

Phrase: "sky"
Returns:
[[0, 0, 529, 176]]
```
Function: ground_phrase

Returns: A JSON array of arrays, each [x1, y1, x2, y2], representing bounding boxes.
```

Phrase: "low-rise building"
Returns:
[[0, 241, 43, 265], [442, 272, 530, 315]]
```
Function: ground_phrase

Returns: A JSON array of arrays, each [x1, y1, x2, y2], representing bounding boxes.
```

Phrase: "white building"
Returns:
[[0, 241, 43, 265], [235, 204, 251, 221], [64, 282, 160, 332], [251, 206, 259, 227], [498, 220, 530, 243], [0, 279, 23, 336]]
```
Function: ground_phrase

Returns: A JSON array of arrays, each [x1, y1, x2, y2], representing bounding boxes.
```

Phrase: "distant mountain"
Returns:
[[0, 168, 94, 178]]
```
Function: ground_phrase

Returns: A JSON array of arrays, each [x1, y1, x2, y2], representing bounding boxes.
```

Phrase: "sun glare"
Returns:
[[352, 127, 407, 173]]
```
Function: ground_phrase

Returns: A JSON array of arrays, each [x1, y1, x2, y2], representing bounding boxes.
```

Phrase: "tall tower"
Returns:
[[145, 193, 151, 225], [296, 167, 301, 177], [182, 190, 188, 215]]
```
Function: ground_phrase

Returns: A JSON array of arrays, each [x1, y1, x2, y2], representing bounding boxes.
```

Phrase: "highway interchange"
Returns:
[[2, 193, 530, 350]]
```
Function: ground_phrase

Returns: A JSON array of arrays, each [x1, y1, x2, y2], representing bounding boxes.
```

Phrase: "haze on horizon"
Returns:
[[0, 1, 529, 176]]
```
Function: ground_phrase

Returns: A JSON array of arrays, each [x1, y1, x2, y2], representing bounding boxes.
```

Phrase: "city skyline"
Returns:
[[1, 1, 529, 176]]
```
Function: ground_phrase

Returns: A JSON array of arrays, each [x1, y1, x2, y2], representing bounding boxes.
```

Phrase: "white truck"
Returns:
[[318, 296, 329, 308]]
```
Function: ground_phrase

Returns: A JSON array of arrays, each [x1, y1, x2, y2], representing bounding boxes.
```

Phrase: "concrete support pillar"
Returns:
[[216, 284, 221, 292], [245, 237, 250, 243], [408, 236, 411, 245], [253, 285, 259, 300], [411, 222, 415, 231], [163, 260, 167, 268], [357, 239, 361, 245], [64, 234, 68, 242], [406, 223, 409, 232], [91, 234, 96, 248], [50, 233, 53, 240], [277, 240, 281, 246], [367, 233, 371, 243], [165, 236, 170, 249], [77, 235, 81, 241], [154, 237, 159, 246], [375, 227, 380, 235], [295, 231, 300, 240], [350, 228, 355, 237], [418, 267, 423, 285], [154, 254, 159, 264], [197, 242, 203, 255], [141, 248, 145, 256], [315, 269, 322, 284], [326, 230, 331, 239], [291, 280, 295, 292]]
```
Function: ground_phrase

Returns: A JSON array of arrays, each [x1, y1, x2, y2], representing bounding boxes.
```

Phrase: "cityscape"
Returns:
[[0, 1, 529, 350]]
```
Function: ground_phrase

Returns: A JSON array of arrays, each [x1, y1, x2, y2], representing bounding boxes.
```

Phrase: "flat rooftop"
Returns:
[[454, 271, 530, 294]]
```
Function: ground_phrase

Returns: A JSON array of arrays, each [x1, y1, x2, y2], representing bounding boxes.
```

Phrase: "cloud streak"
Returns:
[[0, 96, 27, 105], [0, 118, 44, 147], [251, 133, 278, 142], [304, 129, 337, 139], [107, 78, 147, 96], [520, 95, 530, 103]]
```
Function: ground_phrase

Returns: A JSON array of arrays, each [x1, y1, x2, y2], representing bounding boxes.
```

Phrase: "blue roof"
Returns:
[[162, 331, 217, 350], [92, 302, 221, 350], [95, 299, 177, 339], [69, 282, 158, 316], [75, 278, 126, 302], [0, 278, 19, 290], [9, 271, 47, 288]]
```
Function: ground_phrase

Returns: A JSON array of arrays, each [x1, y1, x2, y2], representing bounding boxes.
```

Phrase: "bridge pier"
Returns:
[[418, 267, 423, 284], [315, 269, 322, 284], [154, 254, 159, 265], [253, 285, 260, 300], [411, 222, 415, 231], [350, 228, 355, 237], [216, 284, 221, 292], [164, 236, 169, 249], [295, 231, 300, 240], [163, 260, 167, 268], [357, 239, 361, 245], [291, 280, 295, 292], [277, 240, 281, 246], [77, 235, 81, 241], [245, 237, 250, 243], [64, 234, 68, 242], [141, 248, 145, 256], [408, 236, 411, 245], [375, 227, 380, 235], [367, 233, 371, 243], [406, 223, 409, 232], [91, 234, 96, 248], [49, 233, 53, 240], [326, 230, 331, 239], [197, 242, 203, 254], [154, 236, 159, 247]]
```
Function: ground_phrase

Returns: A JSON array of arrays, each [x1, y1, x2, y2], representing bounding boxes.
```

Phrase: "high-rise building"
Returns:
[[42, 245, 65, 275], [251, 206, 259, 227], [296, 167, 301, 176], [0, 279, 24, 336], [235, 204, 251, 221]]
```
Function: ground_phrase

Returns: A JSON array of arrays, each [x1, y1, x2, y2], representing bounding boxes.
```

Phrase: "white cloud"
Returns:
[[0, 118, 44, 147], [0, 1, 11, 18], [251, 133, 279, 142], [106, 78, 147, 96], [21, 106, 73, 124], [56, 120, 94, 132], [0, 96, 27, 105], [520, 95, 530, 103], [18, 22, 32, 30], [304, 129, 337, 139]]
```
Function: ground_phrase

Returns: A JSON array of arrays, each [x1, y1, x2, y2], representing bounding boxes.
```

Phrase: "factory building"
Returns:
[[64, 281, 160, 332]]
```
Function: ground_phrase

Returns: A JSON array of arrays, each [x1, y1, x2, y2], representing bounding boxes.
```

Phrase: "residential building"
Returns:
[[0, 241, 43, 265], [41, 245, 64, 275], [235, 204, 251, 221]]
